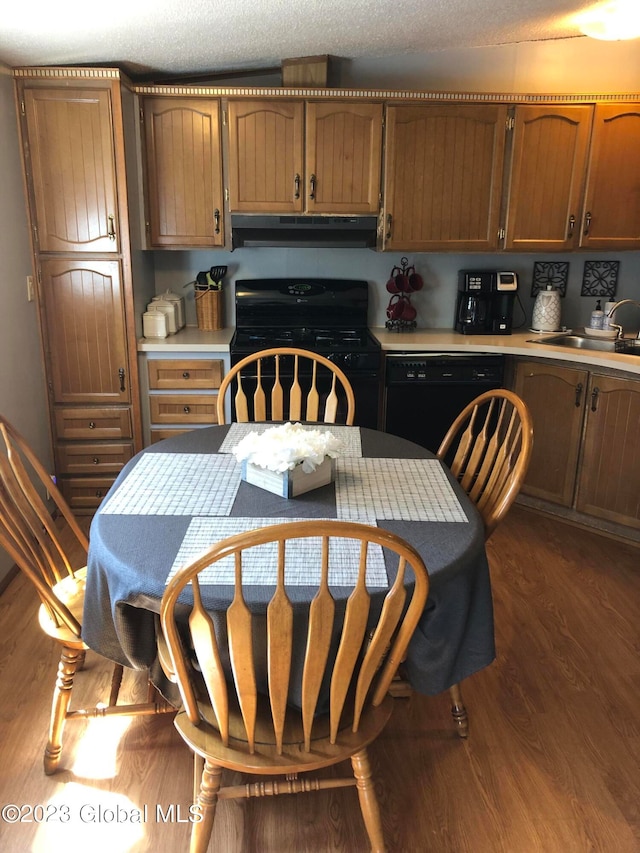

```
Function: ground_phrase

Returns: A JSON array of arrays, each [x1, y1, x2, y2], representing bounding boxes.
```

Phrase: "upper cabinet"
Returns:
[[382, 104, 508, 252], [503, 105, 592, 252], [579, 104, 640, 250], [142, 97, 224, 248], [22, 87, 120, 253], [503, 102, 640, 252], [226, 100, 383, 215]]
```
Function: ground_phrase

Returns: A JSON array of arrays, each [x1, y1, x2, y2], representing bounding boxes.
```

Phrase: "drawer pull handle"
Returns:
[[575, 382, 583, 407], [89, 421, 96, 429], [591, 386, 599, 412], [183, 406, 191, 414], [214, 209, 220, 234], [107, 214, 116, 241], [93, 457, 100, 465], [118, 367, 126, 392], [182, 371, 190, 379], [294, 173, 301, 200], [96, 489, 104, 498]]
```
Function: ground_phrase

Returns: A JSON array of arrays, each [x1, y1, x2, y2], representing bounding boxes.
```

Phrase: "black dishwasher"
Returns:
[[384, 353, 505, 452]]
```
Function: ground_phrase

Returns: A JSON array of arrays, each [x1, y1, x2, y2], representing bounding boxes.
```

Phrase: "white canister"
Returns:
[[158, 289, 185, 329], [531, 286, 562, 332], [603, 301, 617, 331], [142, 307, 168, 338], [150, 297, 178, 334]]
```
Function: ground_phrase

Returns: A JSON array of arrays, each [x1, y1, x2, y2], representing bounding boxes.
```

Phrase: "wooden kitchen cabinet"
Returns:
[[142, 97, 225, 247], [16, 69, 151, 512], [576, 374, 640, 529], [226, 99, 383, 214], [512, 359, 640, 534], [21, 86, 120, 253], [382, 104, 507, 251], [40, 259, 130, 405], [579, 104, 640, 250], [512, 360, 588, 506], [503, 105, 593, 252]]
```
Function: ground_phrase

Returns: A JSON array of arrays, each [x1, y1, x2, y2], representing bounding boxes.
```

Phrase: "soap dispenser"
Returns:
[[589, 300, 604, 330]]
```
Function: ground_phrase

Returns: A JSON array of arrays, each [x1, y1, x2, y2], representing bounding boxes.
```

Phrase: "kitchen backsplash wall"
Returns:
[[152, 248, 640, 334]]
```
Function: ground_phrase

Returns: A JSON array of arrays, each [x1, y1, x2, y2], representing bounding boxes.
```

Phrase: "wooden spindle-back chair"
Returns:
[[0, 415, 173, 775], [216, 347, 356, 425], [161, 519, 429, 853], [436, 389, 533, 736]]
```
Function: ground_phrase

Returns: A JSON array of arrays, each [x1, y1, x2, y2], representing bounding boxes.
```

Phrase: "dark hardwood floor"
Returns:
[[0, 505, 638, 852]]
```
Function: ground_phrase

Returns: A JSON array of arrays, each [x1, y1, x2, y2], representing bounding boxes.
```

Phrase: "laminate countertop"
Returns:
[[138, 327, 640, 376]]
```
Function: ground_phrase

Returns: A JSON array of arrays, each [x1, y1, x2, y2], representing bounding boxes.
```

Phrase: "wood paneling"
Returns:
[[41, 260, 129, 405], [504, 105, 592, 251], [580, 104, 640, 250], [227, 100, 304, 213], [143, 98, 224, 247], [23, 87, 119, 253], [383, 104, 507, 251], [305, 102, 382, 213]]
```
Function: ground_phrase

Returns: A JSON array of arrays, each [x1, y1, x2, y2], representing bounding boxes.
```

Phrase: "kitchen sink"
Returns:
[[528, 333, 618, 352], [529, 333, 640, 356]]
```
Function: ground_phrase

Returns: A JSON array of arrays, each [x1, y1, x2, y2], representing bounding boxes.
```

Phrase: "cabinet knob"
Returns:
[[183, 405, 191, 414], [96, 489, 104, 498], [182, 371, 190, 379], [92, 456, 100, 465], [88, 421, 96, 429]]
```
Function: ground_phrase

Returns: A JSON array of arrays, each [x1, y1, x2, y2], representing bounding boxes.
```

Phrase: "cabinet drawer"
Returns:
[[150, 428, 192, 444], [148, 359, 223, 390], [55, 442, 134, 475], [60, 476, 116, 514], [150, 394, 218, 424], [55, 408, 132, 440]]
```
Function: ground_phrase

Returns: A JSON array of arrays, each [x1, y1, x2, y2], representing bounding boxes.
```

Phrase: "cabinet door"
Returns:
[[579, 104, 640, 250], [576, 374, 640, 529], [383, 104, 507, 251], [503, 106, 592, 252], [23, 87, 119, 253], [305, 102, 382, 214], [143, 98, 224, 247], [41, 260, 130, 404], [227, 100, 304, 212], [512, 360, 588, 506]]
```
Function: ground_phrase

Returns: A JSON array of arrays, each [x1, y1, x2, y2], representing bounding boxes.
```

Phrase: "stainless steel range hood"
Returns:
[[231, 214, 379, 249]]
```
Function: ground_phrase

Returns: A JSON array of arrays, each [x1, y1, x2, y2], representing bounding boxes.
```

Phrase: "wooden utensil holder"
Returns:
[[195, 289, 224, 331]]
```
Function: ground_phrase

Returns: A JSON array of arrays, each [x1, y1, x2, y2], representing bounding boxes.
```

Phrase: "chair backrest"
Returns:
[[216, 347, 356, 425], [161, 520, 429, 754], [0, 416, 88, 637], [437, 389, 533, 539]]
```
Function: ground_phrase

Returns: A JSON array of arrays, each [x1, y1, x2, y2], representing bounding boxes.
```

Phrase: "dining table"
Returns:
[[83, 423, 495, 704]]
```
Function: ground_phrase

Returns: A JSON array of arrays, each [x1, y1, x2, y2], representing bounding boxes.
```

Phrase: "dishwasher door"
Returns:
[[384, 353, 504, 452]]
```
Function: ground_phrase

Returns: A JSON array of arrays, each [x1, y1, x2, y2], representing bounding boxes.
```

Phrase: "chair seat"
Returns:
[[38, 567, 87, 648], [174, 693, 395, 776]]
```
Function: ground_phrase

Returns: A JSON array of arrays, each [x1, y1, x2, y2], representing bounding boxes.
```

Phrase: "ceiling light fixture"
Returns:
[[577, 0, 640, 40]]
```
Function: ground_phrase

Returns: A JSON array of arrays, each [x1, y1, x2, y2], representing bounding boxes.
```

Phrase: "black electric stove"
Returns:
[[230, 278, 382, 428]]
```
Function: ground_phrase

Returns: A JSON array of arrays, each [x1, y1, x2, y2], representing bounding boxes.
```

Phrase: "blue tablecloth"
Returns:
[[83, 425, 495, 699]]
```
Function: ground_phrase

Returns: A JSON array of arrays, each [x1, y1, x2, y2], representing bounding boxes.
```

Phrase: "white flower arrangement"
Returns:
[[232, 422, 343, 473]]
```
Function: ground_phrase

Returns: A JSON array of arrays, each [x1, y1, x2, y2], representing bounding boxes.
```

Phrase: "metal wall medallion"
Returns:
[[580, 260, 619, 297], [531, 261, 569, 297]]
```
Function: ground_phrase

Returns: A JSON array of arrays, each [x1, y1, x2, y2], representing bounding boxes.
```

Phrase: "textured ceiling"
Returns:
[[1, 0, 599, 81]]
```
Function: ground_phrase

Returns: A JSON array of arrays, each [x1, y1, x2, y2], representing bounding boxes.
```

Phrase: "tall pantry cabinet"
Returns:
[[14, 68, 154, 514]]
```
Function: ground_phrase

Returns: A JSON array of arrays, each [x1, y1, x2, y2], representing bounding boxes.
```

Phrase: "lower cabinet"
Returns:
[[512, 359, 640, 534], [142, 354, 228, 444]]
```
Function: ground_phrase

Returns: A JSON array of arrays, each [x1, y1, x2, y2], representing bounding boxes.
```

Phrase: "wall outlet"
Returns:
[[26, 275, 35, 302]]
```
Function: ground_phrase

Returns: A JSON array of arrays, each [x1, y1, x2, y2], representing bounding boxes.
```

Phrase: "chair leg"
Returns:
[[109, 664, 124, 706], [44, 646, 82, 775], [449, 682, 469, 738], [191, 759, 223, 853], [351, 748, 386, 853]]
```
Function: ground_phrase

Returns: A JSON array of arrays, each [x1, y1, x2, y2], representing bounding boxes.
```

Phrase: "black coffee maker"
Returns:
[[455, 270, 518, 335]]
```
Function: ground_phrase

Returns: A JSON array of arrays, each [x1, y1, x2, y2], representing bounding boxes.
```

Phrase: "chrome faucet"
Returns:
[[605, 299, 640, 339]]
